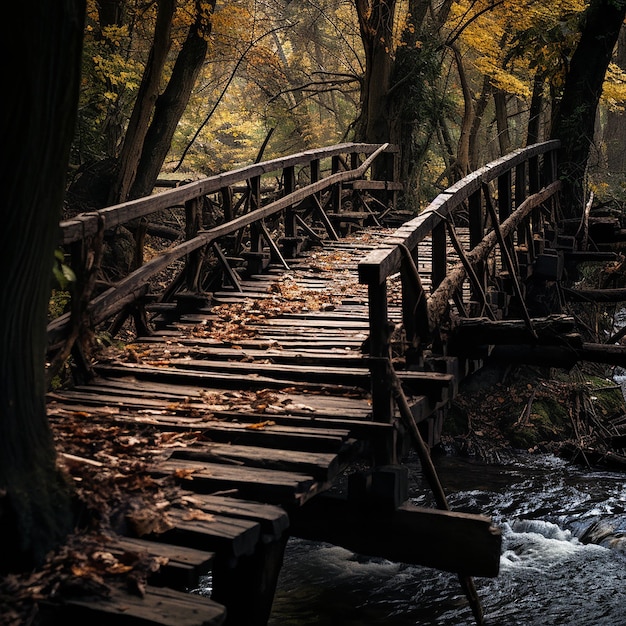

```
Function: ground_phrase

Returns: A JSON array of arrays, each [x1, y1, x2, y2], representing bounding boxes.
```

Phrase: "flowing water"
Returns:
[[268, 453, 626, 625], [267, 308, 626, 625]]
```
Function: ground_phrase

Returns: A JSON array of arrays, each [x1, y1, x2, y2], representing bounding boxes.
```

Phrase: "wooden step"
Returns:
[[152, 457, 321, 506], [42, 583, 226, 625], [106, 535, 215, 591], [166, 442, 340, 482]]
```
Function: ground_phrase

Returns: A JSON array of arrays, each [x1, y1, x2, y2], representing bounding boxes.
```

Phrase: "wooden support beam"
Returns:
[[488, 342, 626, 368], [427, 181, 561, 331], [452, 315, 579, 346], [483, 182, 536, 338], [288, 494, 501, 578], [562, 287, 626, 303]]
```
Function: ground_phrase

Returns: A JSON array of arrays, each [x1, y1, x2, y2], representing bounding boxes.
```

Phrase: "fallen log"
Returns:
[[452, 315, 579, 346], [562, 287, 626, 303], [427, 181, 561, 331], [487, 342, 626, 368]]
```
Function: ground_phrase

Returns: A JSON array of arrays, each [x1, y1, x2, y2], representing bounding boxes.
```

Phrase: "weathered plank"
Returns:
[[178, 493, 290, 539], [152, 508, 261, 558], [288, 494, 502, 578], [153, 458, 321, 505], [167, 442, 340, 482], [43, 584, 226, 626], [106, 536, 215, 590], [93, 362, 365, 393]]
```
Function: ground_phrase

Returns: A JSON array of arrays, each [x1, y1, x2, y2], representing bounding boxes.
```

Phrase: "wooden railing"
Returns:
[[47, 143, 399, 371], [358, 140, 562, 423]]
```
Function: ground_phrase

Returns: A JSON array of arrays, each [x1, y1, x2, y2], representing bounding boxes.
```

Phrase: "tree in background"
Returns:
[[0, 0, 85, 572], [552, 0, 626, 218]]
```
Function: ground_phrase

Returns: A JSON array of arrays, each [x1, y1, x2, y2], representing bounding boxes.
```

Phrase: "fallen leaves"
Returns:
[[126, 508, 175, 537], [245, 420, 276, 430]]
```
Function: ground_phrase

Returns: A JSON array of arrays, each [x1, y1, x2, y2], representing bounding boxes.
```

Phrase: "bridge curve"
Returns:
[[45, 140, 624, 625]]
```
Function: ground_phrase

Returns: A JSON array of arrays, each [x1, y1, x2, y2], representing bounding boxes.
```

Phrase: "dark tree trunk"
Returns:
[[129, 0, 215, 200], [109, 0, 176, 204], [604, 25, 626, 175], [0, 0, 84, 573], [494, 90, 511, 155], [551, 0, 626, 219], [353, 0, 397, 145], [527, 70, 545, 145]]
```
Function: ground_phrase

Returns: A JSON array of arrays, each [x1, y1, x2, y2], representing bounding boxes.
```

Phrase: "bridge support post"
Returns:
[[366, 279, 397, 465]]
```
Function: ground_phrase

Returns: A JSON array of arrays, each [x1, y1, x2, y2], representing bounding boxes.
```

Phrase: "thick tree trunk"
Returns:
[[353, 0, 397, 145], [0, 0, 84, 572], [551, 0, 626, 219], [604, 25, 626, 176], [453, 44, 474, 179], [129, 0, 214, 200]]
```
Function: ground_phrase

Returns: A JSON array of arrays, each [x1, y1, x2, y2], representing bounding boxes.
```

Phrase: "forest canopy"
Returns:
[[71, 0, 626, 211]]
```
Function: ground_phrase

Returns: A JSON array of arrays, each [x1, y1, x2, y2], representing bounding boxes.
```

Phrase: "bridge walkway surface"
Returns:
[[45, 227, 498, 626]]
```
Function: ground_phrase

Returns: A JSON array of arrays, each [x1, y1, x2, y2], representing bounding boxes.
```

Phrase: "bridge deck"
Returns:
[[46, 227, 493, 625]]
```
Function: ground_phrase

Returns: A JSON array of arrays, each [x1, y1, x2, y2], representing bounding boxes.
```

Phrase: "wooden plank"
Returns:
[[106, 536, 214, 590], [288, 494, 502, 578], [167, 442, 340, 482], [92, 363, 365, 393], [128, 340, 367, 367], [179, 493, 290, 539], [53, 376, 374, 418], [155, 508, 261, 557], [49, 404, 353, 453], [160, 359, 372, 388], [153, 458, 321, 505], [44, 584, 226, 626]]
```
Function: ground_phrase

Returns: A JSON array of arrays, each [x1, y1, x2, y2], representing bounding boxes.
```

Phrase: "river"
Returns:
[[268, 453, 626, 625]]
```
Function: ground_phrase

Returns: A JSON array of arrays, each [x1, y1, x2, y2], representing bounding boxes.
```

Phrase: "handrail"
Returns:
[[48, 143, 396, 348], [357, 140, 562, 424], [59, 142, 397, 245], [358, 140, 560, 285]]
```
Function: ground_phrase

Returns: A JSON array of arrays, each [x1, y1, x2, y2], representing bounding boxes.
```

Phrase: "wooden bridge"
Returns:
[[45, 140, 624, 625]]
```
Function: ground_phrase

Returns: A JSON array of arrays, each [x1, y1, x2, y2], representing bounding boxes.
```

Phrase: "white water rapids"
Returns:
[[267, 454, 626, 625]]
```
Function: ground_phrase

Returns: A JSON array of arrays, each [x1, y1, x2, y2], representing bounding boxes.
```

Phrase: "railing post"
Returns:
[[543, 148, 559, 224], [185, 196, 203, 292], [498, 170, 514, 266], [246, 175, 269, 274], [366, 278, 396, 463], [221, 186, 233, 223], [249, 175, 262, 254], [529, 155, 541, 234], [515, 162, 527, 245], [281, 165, 301, 258], [331, 155, 342, 213]]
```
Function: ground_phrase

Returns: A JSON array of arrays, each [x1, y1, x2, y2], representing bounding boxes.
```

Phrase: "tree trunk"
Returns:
[[551, 0, 626, 219], [129, 0, 215, 200], [109, 0, 175, 204], [353, 0, 397, 145], [604, 25, 626, 176], [453, 44, 474, 179], [494, 89, 511, 156], [0, 0, 84, 573], [527, 70, 545, 145]]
